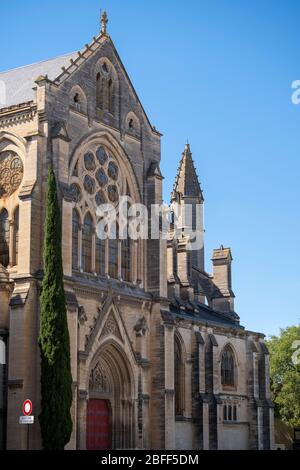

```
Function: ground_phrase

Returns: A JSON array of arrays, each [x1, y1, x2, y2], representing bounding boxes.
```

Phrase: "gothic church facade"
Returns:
[[0, 13, 274, 450]]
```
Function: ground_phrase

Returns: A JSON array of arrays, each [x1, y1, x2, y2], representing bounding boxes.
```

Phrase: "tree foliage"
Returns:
[[266, 325, 300, 428], [39, 166, 73, 449]]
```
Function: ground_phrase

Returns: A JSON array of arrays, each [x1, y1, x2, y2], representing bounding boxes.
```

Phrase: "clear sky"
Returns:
[[1, 0, 299, 337]]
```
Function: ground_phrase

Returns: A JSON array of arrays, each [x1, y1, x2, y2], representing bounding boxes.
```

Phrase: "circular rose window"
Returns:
[[76, 146, 122, 207], [0, 151, 24, 198]]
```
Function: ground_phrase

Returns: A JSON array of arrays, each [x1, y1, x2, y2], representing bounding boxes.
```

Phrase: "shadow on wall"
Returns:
[[275, 418, 294, 450]]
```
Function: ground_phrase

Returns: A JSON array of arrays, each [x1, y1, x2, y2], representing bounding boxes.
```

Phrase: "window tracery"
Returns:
[[69, 143, 135, 282], [0, 151, 23, 198]]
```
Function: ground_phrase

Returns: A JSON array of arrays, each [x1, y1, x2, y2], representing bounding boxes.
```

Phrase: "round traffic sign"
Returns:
[[23, 399, 33, 416]]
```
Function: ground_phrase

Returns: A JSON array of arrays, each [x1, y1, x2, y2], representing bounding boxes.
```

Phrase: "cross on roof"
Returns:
[[100, 11, 108, 35]]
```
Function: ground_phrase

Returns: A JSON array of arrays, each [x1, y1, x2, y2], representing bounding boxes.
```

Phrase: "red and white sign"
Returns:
[[23, 399, 33, 416]]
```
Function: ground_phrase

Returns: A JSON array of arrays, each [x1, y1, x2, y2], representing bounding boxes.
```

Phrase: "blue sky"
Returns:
[[1, 0, 300, 337]]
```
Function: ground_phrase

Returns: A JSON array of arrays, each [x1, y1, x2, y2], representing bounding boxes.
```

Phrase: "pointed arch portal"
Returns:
[[86, 342, 135, 450]]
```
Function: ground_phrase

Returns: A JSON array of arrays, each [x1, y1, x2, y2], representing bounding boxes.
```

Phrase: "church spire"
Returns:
[[100, 10, 108, 35], [171, 143, 204, 202]]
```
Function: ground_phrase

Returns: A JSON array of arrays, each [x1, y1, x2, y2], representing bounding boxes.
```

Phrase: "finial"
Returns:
[[184, 141, 191, 154], [100, 10, 108, 35]]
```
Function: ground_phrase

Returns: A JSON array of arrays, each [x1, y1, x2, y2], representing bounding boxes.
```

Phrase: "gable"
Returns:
[[52, 34, 158, 135]]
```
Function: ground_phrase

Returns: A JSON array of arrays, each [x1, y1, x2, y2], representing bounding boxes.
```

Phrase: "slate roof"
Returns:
[[0, 52, 77, 108], [169, 302, 244, 330]]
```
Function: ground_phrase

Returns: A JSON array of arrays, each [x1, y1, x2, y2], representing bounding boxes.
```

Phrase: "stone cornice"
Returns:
[[0, 102, 37, 128]]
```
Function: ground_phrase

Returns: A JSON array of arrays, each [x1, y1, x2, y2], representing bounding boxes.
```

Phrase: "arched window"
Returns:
[[121, 238, 131, 282], [174, 336, 184, 416], [96, 73, 104, 109], [0, 209, 9, 267], [82, 213, 93, 273], [126, 112, 141, 139], [95, 60, 117, 116], [96, 235, 105, 276], [72, 209, 80, 271], [70, 86, 87, 114], [13, 207, 19, 266], [221, 346, 235, 387], [108, 79, 114, 114], [109, 224, 118, 279]]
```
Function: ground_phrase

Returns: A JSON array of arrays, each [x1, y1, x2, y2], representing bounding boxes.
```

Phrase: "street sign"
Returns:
[[23, 399, 33, 416], [19, 416, 34, 425]]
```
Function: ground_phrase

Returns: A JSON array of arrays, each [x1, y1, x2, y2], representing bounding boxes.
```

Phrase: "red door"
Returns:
[[86, 399, 112, 450]]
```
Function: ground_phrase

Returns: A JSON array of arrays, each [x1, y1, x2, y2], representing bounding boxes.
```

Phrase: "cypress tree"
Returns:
[[39, 166, 73, 450]]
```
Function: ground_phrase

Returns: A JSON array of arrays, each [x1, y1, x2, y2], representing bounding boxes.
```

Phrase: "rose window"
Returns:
[[0, 151, 24, 198], [70, 145, 123, 207]]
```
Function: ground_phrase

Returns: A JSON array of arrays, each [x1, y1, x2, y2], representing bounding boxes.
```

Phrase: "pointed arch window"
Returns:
[[221, 346, 235, 387], [72, 209, 80, 271], [109, 223, 118, 279], [174, 336, 184, 416], [82, 213, 93, 273], [108, 78, 114, 114], [121, 238, 131, 282], [96, 61, 117, 116], [0, 209, 9, 267], [96, 73, 104, 109], [96, 235, 105, 277], [13, 206, 19, 266]]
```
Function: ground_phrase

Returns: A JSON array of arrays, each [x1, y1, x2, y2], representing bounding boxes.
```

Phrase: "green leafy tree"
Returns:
[[266, 325, 300, 427], [39, 166, 73, 449]]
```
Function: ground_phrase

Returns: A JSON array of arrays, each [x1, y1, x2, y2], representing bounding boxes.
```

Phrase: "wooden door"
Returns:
[[86, 399, 111, 450]]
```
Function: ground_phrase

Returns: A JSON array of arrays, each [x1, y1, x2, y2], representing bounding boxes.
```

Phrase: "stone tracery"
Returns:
[[0, 151, 23, 198], [71, 144, 123, 211]]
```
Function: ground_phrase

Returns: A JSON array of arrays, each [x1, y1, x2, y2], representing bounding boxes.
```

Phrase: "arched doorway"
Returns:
[[86, 343, 135, 450]]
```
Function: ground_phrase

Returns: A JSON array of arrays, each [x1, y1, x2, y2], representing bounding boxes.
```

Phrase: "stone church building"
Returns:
[[0, 13, 274, 450]]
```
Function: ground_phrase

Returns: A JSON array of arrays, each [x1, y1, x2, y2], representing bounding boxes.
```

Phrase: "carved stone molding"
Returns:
[[134, 316, 148, 337], [101, 312, 122, 341], [89, 361, 111, 393], [78, 305, 87, 325]]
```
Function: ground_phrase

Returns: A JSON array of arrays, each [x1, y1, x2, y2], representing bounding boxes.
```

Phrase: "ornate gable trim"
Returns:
[[101, 311, 122, 342]]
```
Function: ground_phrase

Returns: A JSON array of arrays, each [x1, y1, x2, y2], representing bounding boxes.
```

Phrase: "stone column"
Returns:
[[164, 322, 175, 449], [77, 390, 88, 450], [92, 229, 96, 274], [198, 332, 209, 450]]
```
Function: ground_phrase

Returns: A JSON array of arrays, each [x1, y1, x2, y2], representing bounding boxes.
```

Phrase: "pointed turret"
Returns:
[[171, 143, 204, 203], [167, 143, 205, 301]]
